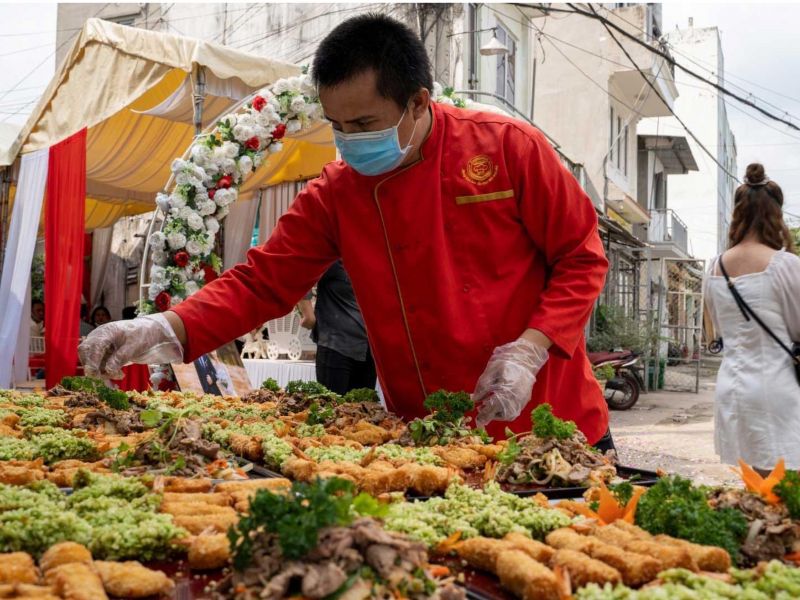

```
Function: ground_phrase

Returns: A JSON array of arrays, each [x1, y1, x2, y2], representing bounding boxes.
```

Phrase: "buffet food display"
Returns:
[[0, 380, 798, 599]]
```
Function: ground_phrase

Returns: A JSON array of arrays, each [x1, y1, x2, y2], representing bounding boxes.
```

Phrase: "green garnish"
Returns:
[[260, 378, 281, 392], [307, 401, 335, 425], [424, 390, 473, 423], [408, 390, 478, 446], [342, 388, 379, 403], [60, 376, 130, 410], [285, 380, 333, 397], [531, 403, 577, 440], [497, 434, 522, 466], [228, 477, 356, 569], [774, 470, 800, 519]]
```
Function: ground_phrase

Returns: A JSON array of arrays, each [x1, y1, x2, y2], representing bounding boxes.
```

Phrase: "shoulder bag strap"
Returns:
[[718, 255, 800, 365]]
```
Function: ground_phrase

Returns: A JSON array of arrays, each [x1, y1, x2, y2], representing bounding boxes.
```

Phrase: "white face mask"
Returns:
[[332, 108, 419, 176]]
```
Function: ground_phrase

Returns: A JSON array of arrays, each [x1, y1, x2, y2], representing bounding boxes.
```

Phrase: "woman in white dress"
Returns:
[[704, 163, 800, 474]]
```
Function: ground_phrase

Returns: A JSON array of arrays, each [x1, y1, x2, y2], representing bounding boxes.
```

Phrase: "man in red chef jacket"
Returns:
[[79, 14, 611, 447]]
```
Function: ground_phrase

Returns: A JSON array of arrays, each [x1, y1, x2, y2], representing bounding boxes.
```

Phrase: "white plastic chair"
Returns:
[[30, 337, 45, 354], [265, 312, 303, 360]]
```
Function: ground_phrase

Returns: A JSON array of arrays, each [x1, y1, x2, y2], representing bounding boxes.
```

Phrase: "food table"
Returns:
[[243, 358, 316, 389]]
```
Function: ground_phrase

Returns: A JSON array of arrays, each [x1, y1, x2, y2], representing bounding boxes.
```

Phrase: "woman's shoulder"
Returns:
[[771, 249, 800, 272]]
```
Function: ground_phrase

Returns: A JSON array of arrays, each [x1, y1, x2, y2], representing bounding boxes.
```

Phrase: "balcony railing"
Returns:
[[648, 209, 688, 255]]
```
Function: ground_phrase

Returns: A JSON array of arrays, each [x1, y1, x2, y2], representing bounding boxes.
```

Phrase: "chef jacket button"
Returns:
[[462, 284, 470, 293]]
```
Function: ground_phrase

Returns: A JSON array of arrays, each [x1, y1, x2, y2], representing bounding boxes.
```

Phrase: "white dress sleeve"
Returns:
[[703, 256, 722, 340], [772, 251, 800, 342]]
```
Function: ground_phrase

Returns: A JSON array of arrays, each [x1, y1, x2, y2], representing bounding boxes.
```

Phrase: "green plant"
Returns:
[[407, 390, 477, 446], [588, 304, 657, 354], [531, 403, 577, 440], [260, 378, 280, 392], [30, 255, 45, 302], [791, 226, 800, 256], [342, 388, 379, 403], [60, 377, 130, 410], [593, 364, 615, 382]]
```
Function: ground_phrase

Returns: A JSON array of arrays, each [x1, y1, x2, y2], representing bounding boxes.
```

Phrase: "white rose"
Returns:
[[433, 82, 443, 98], [221, 141, 240, 159], [151, 249, 168, 266], [253, 154, 263, 169], [300, 74, 317, 96], [171, 295, 183, 306], [187, 213, 205, 231], [221, 158, 237, 174], [237, 113, 256, 128], [233, 124, 255, 143], [155, 193, 170, 214], [203, 161, 220, 177], [287, 76, 303, 93], [185, 280, 200, 296], [197, 199, 217, 216], [214, 188, 233, 207], [169, 207, 181, 219], [290, 96, 306, 114], [179, 206, 195, 221], [204, 217, 220, 234], [171, 158, 189, 174], [192, 269, 206, 282], [221, 113, 238, 128], [150, 265, 167, 284], [149, 231, 167, 251], [185, 240, 203, 256], [286, 119, 302, 134], [215, 205, 230, 219], [167, 232, 187, 250], [170, 191, 186, 209], [238, 155, 254, 176], [148, 283, 165, 301], [303, 102, 322, 120], [272, 79, 290, 95], [269, 141, 283, 154]]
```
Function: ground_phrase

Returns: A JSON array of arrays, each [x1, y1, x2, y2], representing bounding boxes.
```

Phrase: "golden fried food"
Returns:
[[456, 537, 509, 572], [281, 457, 317, 481], [495, 549, 559, 600], [550, 549, 622, 589], [0, 553, 38, 584], [545, 528, 595, 553], [47, 563, 107, 600], [434, 447, 488, 470], [0, 424, 21, 438], [342, 421, 391, 446], [229, 434, 263, 461], [214, 478, 291, 494], [623, 540, 698, 572], [502, 532, 555, 563], [94, 561, 174, 598], [586, 541, 661, 588], [158, 476, 213, 493], [173, 513, 239, 535], [467, 444, 504, 460], [359, 467, 411, 496], [0, 413, 20, 428], [653, 535, 731, 572], [400, 464, 454, 496], [39, 543, 92, 573], [589, 524, 635, 547], [0, 462, 44, 486], [187, 534, 231, 570], [161, 502, 237, 517], [0, 583, 59, 599], [161, 492, 231, 506], [609, 521, 651, 539]]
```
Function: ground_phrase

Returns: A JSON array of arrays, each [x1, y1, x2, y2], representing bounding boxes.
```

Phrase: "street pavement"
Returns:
[[609, 379, 739, 486]]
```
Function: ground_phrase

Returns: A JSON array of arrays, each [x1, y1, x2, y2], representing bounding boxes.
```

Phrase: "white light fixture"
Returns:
[[480, 29, 509, 56]]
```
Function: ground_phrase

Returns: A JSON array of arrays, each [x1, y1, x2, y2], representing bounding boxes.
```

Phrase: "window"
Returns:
[[105, 12, 140, 27], [495, 24, 516, 105], [609, 106, 629, 176]]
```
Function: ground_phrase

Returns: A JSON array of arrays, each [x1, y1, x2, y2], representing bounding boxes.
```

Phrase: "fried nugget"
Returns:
[[589, 524, 635, 547], [586, 542, 661, 588], [623, 540, 698, 571], [161, 503, 237, 517], [467, 444, 504, 460], [48, 563, 107, 600], [456, 538, 509, 572], [188, 534, 231, 570], [281, 457, 317, 481], [359, 467, 411, 496], [545, 528, 595, 553], [39, 543, 92, 573], [173, 513, 239, 535], [434, 447, 488, 470], [496, 549, 559, 600], [0, 583, 59, 598], [550, 549, 621, 588], [343, 422, 391, 446], [159, 476, 213, 493], [0, 464, 44, 486], [653, 535, 731, 572], [0, 553, 38, 584], [214, 478, 291, 494], [502, 532, 555, 563], [161, 492, 231, 506], [0, 413, 20, 428], [94, 561, 174, 598], [609, 521, 652, 539], [401, 464, 454, 496], [229, 434, 262, 461]]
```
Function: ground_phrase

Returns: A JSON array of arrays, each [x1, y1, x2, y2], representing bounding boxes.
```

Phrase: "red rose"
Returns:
[[208, 188, 216, 199], [245, 136, 260, 151], [173, 251, 190, 268], [252, 95, 267, 112], [272, 123, 287, 140], [217, 175, 233, 189], [202, 264, 218, 282], [154, 291, 171, 312]]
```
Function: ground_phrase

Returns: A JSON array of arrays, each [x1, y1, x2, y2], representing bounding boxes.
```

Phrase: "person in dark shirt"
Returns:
[[299, 260, 376, 394]]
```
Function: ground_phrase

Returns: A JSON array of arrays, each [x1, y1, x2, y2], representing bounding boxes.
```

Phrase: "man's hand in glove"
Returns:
[[472, 333, 550, 428], [78, 313, 185, 380]]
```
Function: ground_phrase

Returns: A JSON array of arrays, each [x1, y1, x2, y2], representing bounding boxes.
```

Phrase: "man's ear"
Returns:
[[411, 87, 431, 119]]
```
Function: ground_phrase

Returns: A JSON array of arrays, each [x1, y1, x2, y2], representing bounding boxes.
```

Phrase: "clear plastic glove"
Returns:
[[473, 338, 549, 428], [78, 314, 184, 380]]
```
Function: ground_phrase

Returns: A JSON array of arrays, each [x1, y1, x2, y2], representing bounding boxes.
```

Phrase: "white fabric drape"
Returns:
[[13, 282, 32, 384], [90, 226, 113, 309], [258, 181, 308, 245], [223, 196, 260, 270], [0, 149, 49, 387]]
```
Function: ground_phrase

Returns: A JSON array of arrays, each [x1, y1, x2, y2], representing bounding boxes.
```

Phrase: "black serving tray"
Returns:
[[499, 465, 661, 499]]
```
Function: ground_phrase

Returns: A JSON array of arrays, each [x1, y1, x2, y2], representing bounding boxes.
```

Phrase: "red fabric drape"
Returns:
[[45, 129, 87, 388], [113, 364, 152, 392]]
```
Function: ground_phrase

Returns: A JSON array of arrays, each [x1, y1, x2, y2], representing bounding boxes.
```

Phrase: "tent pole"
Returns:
[[192, 65, 207, 135]]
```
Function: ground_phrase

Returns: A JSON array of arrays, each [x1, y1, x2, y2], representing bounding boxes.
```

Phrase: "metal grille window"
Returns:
[[609, 106, 629, 176], [495, 25, 516, 106]]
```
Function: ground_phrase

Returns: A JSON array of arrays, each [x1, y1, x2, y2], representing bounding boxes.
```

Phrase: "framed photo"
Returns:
[[171, 341, 252, 396]]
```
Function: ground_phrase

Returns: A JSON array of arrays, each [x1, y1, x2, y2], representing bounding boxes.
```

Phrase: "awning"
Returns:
[[638, 134, 698, 174], [4, 18, 336, 231], [597, 209, 647, 249]]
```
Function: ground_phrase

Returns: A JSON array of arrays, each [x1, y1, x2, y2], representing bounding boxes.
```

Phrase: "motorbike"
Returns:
[[587, 350, 644, 410]]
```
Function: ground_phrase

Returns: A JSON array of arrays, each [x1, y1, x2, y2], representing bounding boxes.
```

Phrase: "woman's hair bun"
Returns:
[[745, 163, 766, 185]]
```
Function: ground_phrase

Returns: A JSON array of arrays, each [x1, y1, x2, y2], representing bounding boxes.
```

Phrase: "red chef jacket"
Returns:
[[172, 102, 610, 443]]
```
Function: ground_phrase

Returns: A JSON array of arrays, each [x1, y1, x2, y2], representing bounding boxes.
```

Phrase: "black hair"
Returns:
[[91, 305, 112, 325], [32, 299, 44, 308], [122, 306, 137, 320], [312, 13, 433, 107]]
